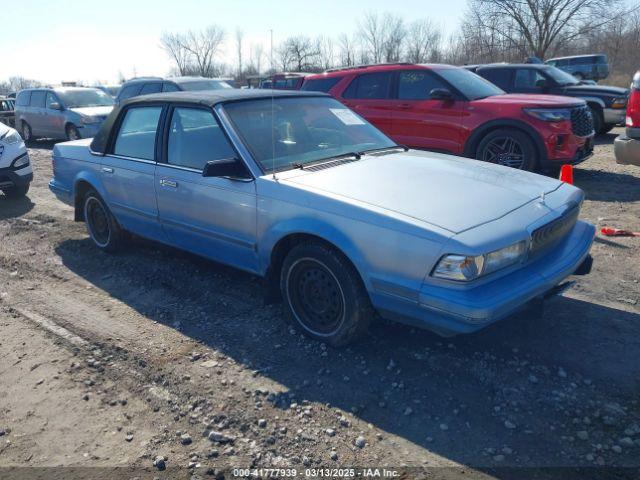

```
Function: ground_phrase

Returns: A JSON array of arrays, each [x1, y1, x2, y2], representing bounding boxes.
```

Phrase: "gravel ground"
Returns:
[[0, 130, 638, 479]]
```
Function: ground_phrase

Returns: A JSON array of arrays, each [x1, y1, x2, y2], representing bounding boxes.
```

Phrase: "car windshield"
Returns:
[[223, 96, 397, 173], [179, 80, 233, 91], [544, 66, 580, 86], [436, 67, 505, 100], [58, 89, 115, 108]]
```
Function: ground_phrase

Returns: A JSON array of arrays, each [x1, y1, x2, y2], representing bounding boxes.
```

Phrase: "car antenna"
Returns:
[[270, 28, 276, 181]]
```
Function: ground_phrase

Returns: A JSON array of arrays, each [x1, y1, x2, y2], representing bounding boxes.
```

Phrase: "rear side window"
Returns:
[[118, 84, 142, 102], [478, 69, 512, 90], [514, 69, 546, 90], [30, 91, 46, 108], [167, 107, 235, 171], [16, 91, 31, 107], [343, 72, 392, 99], [113, 106, 162, 160], [301, 77, 342, 92], [162, 82, 180, 92], [398, 71, 447, 100], [140, 82, 162, 95]]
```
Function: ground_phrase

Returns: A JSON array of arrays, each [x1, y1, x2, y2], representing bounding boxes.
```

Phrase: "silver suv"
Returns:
[[15, 87, 114, 142]]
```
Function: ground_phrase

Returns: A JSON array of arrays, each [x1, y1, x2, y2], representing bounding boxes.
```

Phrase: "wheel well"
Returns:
[[74, 180, 93, 221], [264, 233, 359, 304], [464, 124, 542, 162], [586, 102, 603, 116]]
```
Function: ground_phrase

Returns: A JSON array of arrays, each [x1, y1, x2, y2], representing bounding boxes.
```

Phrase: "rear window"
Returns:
[[118, 84, 142, 102], [301, 77, 342, 92], [30, 91, 46, 108], [140, 83, 162, 94], [343, 72, 392, 100], [113, 106, 162, 160], [16, 91, 31, 107]]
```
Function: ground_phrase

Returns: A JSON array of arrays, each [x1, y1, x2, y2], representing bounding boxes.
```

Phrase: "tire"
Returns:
[[589, 106, 604, 134], [280, 242, 373, 347], [2, 184, 29, 198], [21, 122, 32, 143], [66, 124, 81, 141], [83, 189, 124, 252], [475, 128, 537, 171]]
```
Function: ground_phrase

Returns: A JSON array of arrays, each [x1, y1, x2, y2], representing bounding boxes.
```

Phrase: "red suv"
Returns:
[[302, 64, 595, 172]]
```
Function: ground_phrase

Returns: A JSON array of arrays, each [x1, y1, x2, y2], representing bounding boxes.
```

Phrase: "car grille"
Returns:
[[571, 106, 594, 137], [530, 203, 580, 255]]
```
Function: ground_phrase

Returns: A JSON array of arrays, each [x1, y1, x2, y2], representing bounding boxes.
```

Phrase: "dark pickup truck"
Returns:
[[468, 64, 629, 134]]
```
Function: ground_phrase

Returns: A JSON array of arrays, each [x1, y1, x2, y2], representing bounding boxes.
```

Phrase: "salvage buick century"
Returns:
[[49, 90, 594, 346]]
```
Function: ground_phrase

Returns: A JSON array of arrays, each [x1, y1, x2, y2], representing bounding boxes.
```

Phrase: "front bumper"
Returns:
[[604, 107, 626, 125], [374, 220, 595, 336], [540, 134, 594, 169], [614, 131, 640, 166], [0, 165, 33, 189], [77, 122, 101, 139]]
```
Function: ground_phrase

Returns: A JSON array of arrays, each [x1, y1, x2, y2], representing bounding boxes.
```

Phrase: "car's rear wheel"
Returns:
[[66, 124, 81, 141], [280, 242, 372, 347], [476, 129, 537, 171], [2, 184, 29, 198], [21, 122, 32, 143], [83, 189, 123, 252]]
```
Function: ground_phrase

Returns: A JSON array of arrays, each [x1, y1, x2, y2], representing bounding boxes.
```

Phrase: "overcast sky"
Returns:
[[1, 0, 467, 84]]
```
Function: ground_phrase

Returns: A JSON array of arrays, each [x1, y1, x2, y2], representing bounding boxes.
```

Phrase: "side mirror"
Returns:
[[49, 102, 63, 111], [429, 88, 454, 101], [202, 158, 250, 179]]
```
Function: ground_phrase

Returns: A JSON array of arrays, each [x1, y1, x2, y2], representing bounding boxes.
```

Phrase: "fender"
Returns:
[[72, 168, 109, 220], [259, 216, 370, 287], [463, 118, 547, 161], [578, 96, 606, 109]]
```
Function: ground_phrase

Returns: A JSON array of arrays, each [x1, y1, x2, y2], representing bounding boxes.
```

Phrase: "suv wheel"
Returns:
[[66, 124, 81, 141], [83, 189, 124, 252], [21, 122, 32, 143], [588, 106, 604, 134], [475, 129, 536, 171], [2, 184, 30, 198], [280, 242, 372, 347]]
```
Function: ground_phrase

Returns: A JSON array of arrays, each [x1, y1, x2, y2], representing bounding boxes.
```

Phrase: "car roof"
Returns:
[[122, 76, 228, 86], [547, 54, 605, 61], [476, 63, 549, 70], [91, 89, 328, 154], [306, 63, 460, 79]]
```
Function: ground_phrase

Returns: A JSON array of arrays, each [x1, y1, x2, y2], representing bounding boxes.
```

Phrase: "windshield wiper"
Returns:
[[359, 145, 408, 155], [291, 152, 362, 170]]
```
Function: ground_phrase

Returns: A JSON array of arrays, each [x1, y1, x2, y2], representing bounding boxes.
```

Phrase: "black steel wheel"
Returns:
[[83, 189, 123, 252]]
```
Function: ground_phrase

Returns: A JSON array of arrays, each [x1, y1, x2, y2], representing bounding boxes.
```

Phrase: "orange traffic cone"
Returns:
[[559, 165, 574, 184]]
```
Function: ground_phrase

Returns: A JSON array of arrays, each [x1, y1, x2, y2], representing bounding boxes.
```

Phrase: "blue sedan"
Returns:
[[49, 90, 594, 346]]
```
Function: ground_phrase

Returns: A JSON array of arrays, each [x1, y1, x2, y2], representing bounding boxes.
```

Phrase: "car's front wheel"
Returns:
[[21, 122, 32, 143], [475, 128, 537, 171], [589, 106, 604, 134], [66, 124, 81, 141], [280, 242, 373, 347], [2, 184, 30, 198], [83, 189, 124, 252]]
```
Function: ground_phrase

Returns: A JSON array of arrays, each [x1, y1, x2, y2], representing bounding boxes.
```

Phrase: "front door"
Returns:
[[100, 105, 165, 241], [389, 70, 464, 153], [155, 106, 258, 273]]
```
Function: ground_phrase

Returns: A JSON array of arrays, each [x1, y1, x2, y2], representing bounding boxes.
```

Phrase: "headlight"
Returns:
[[524, 108, 571, 122], [81, 116, 100, 125], [0, 130, 21, 145], [11, 154, 30, 169], [432, 241, 527, 282], [611, 97, 627, 109]]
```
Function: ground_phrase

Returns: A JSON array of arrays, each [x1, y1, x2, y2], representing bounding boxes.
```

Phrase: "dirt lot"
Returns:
[[0, 131, 639, 479]]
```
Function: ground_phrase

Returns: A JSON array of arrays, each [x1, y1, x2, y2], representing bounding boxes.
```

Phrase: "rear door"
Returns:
[[100, 105, 165, 241], [155, 106, 258, 272], [28, 90, 47, 136], [389, 69, 464, 153], [339, 72, 394, 135]]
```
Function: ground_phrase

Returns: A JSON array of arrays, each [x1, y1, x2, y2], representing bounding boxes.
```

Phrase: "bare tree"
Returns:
[[406, 19, 442, 63], [381, 14, 406, 62], [247, 43, 264, 75], [278, 36, 319, 71], [358, 11, 385, 63], [180, 25, 226, 77], [236, 28, 244, 79], [337, 33, 357, 67], [316, 36, 335, 70], [468, 0, 626, 60], [160, 32, 190, 76]]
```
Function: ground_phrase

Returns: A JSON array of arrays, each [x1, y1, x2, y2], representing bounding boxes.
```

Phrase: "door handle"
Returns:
[[102, 167, 114, 174], [160, 179, 178, 188], [398, 103, 412, 109]]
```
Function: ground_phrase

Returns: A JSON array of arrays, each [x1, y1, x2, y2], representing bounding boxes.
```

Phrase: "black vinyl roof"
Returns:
[[91, 89, 327, 155]]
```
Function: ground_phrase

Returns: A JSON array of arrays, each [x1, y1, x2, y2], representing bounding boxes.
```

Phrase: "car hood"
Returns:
[[476, 94, 584, 107], [280, 151, 563, 234], [68, 105, 114, 118], [562, 84, 629, 98]]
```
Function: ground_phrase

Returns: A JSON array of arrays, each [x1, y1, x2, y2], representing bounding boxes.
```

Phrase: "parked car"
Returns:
[[260, 72, 311, 90], [303, 63, 594, 172], [614, 71, 640, 166], [92, 85, 121, 98], [15, 87, 115, 142], [0, 96, 15, 127], [49, 90, 594, 346], [115, 76, 233, 104], [545, 54, 609, 81], [0, 122, 32, 197], [471, 63, 627, 133]]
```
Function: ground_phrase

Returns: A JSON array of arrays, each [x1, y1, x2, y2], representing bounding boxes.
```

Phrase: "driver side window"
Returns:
[[45, 92, 59, 109], [398, 70, 448, 100], [514, 69, 547, 92]]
